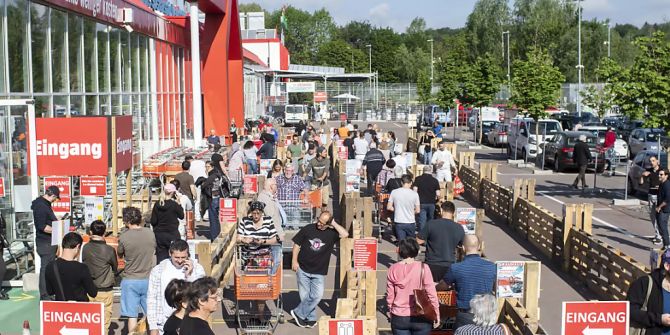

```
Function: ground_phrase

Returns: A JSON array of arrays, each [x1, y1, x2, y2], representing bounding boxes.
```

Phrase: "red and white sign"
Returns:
[[219, 198, 237, 224], [0, 177, 5, 197], [353, 238, 378, 271], [114, 115, 133, 173], [35, 117, 109, 176], [314, 91, 328, 102], [562, 301, 629, 335], [328, 319, 363, 335], [243, 175, 258, 194], [44, 177, 72, 214], [41, 301, 104, 335], [337, 146, 348, 161], [80, 176, 107, 197]]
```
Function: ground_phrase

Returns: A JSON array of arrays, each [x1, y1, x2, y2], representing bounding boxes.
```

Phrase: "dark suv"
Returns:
[[540, 131, 608, 172]]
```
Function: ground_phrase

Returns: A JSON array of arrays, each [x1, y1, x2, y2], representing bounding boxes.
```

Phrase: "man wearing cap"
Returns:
[[571, 134, 592, 190], [628, 248, 670, 333], [33, 185, 61, 300], [431, 140, 457, 183]]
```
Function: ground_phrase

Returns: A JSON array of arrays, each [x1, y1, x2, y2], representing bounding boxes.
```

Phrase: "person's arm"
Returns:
[[174, 201, 184, 220], [82, 266, 98, 298], [146, 268, 162, 331], [330, 220, 349, 239], [417, 222, 429, 245], [641, 170, 650, 184], [109, 247, 118, 273], [387, 194, 394, 211], [385, 271, 395, 317], [291, 244, 301, 272], [150, 204, 158, 227], [414, 195, 421, 214], [34, 206, 50, 234], [188, 262, 206, 281], [117, 238, 125, 258], [189, 184, 197, 200]]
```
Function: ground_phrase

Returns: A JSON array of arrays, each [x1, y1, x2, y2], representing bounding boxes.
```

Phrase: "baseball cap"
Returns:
[[46, 185, 60, 199], [164, 183, 177, 194]]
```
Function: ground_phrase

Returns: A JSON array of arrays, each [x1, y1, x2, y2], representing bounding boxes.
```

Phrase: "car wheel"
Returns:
[[627, 177, 637, 196], [554, 155, 562, 172]]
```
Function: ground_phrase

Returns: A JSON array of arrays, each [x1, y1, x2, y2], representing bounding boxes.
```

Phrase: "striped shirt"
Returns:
[[238, 216, 277, 264], [443, 255, 496, 309], [455, 324, 507, 335]]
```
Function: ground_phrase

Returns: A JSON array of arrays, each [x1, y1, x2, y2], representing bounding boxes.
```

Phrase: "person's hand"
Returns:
[[183, 259, 194, 276], [662, 314, 670, 326], [657, 207, 662, 213], [433, 320, 441, 329], [150, 329, 159, 335], [643, 171, 650, 177], [44, 225, 53, 234], [292, 262, 299, 272]]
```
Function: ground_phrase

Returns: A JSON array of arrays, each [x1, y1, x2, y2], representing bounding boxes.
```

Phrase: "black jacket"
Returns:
[[627, 268, 668, 335], [81, 239, 118, 290], [573, 141, 592, 166], [150, 199, 184, 233], [31, 197, 58, 242]]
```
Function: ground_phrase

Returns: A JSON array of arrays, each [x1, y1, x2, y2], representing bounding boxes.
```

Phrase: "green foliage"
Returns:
[[511, 48, 565, 120], [581, 85, 613, 118], [417, 70, 432, 105], [238, 3, 264, 13], [316, 39, 368, 73], [469, 53, 503, 107], [465, 0, 511, 61], [393, 44, 430, 83], [266, 6, 337, 64]]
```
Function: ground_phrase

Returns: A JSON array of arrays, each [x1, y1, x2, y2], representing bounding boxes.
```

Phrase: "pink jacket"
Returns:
[[386, 261, 439, 317]]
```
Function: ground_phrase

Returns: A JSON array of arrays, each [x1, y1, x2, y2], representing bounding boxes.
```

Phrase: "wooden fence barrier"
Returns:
[[499, 298, 547, 335], [458, 151, 476, 169]]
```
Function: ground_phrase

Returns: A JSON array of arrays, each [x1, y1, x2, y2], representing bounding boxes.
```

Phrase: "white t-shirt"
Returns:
[[354, 138, 369, 156], [189, 160, 207, 181], [431, 149, 455, 172], [389, 187, 419, 224]]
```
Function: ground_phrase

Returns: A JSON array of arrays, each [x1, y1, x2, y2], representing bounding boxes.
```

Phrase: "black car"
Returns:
[[541, 131, 608, 172], [475, 121, 500, 144]]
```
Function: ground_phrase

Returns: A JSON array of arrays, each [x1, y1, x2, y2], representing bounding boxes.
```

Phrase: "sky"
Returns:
[[239, 0, 670, 32]]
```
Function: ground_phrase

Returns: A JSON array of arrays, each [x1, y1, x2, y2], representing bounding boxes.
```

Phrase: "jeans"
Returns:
[[573, 165, 587, 188], [293, 269, 325, 322], [423, 151, 433, 165], [154, 230, 179, 263], [120, 278, 149, 317], [247, 159, 259, 174], [657, 212, 670, 247], [395, 223, 416, 242], [390, 315, 432, 335], [209, 197, 221, 241], [36, 239, 57, 299], [416, 204, 435, 234], [649, 194, 661, 238]]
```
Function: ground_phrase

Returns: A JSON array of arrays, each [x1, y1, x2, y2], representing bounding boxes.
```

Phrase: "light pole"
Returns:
[[502, 31, 511, 97], [575, 0, 584, 117], [604, 22, 611, 58], [366, 44, 372, 113], [427, 39, 434, 85]]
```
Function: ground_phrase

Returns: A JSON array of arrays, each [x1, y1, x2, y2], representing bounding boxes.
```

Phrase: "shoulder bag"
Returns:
[[412, 262, 439, 322], [53, 260, 67, 301], [630, 275, 653, 335]]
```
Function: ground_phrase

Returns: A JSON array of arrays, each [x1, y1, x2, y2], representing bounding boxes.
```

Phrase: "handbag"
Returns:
[[630, 275, 653, 335], [412, 263, 439, 322], [453, 176, 465, 196]]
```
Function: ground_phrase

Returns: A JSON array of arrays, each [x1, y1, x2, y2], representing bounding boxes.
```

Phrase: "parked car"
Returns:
[[487, 123, 509, 147], [540, 131, 608, 172], [579, 126, 629, 161], [628, 128, 665, 158], [602, 116, 624, 129], [507, 117, 562, 160], [422, 105, 450, 126], [627, 150, 669, 195], [476, 121, 500, 144], [619, 120, 644, 140]]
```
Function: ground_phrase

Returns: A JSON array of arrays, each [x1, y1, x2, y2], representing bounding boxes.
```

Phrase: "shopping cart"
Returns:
[[432, 290, 458, 334], [373, 186, 392, 242], [234, 244, 284, 334], [278, 198, 314, 230], [229, 169, 244, 198]]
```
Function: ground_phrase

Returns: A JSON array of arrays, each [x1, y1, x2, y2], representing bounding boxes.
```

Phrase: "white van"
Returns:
[[507, 117, 562, 160], [284, 105, 309, 125]]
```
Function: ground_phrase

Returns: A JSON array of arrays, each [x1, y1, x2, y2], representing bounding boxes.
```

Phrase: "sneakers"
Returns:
[[291, 309, 311, 328], [653, 237, 663, 245]]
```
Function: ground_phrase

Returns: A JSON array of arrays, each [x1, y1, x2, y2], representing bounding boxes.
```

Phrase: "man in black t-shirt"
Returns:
[[417, 201, 465, 282], [290, 211, 349, 328], [641, 155, 663, 244], [45, 232, 98, 301], [413, 165, 441, 233]]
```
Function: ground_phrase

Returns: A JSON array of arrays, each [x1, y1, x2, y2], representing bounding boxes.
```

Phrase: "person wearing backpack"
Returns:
[[201, 155, 231, 242], [628, 249, 670, 335]]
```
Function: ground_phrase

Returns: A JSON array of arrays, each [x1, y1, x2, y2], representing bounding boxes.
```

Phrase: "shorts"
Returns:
[[120, 278, 149, 318]]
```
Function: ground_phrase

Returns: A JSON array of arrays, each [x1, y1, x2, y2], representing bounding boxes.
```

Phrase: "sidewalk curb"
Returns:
[[612, 199, 641, 206]]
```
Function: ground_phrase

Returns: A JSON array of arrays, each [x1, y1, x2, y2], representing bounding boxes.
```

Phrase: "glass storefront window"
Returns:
[[122, 32, 131, 92], [0, 0, 7, 94], [51, 9, 68, 93], [70, 95, 83, 115], [112, 94, 121, 115], [53, 95, 67, 117], [122, 94, 130, 115], [97, 23, 109, 93], [132, 35, 140, 93], [30, 3, 48, 93], [83, 20, 97, 93], [7, 0, 29, 93], [140, 37, 148, 92], [68, 15, 83, 92], [110, 28, 120, 92], [85, 95, 98, 115], [100, 95, 110, 115], [34, 96, 49, 117]]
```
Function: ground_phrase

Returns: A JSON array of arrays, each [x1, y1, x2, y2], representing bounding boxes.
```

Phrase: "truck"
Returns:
[[283, 104, 309, 126]]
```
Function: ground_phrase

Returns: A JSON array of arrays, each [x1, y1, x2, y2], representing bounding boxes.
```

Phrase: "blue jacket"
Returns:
[[443, 254, 496, 309]]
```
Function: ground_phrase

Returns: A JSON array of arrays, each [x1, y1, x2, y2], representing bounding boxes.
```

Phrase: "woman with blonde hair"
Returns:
[[455, 294, 509, 335], [150, 183, 184, 262]]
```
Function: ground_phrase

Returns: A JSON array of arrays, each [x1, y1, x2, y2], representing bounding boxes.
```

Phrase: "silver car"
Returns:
[[487, 123, 509, 147], [628, 128, 664, 158], [627, 150, 668, 195]]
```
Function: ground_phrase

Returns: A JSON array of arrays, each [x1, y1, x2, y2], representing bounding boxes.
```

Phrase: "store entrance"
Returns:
[[0, 99, 37, 285]]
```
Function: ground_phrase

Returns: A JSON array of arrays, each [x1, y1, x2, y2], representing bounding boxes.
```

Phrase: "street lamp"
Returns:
[[604, 22, 611, 58], [574, 0, 584, 117], [501, 31, 511, 97], [366, 44, 372, 73], [427, 39, 434, 85]]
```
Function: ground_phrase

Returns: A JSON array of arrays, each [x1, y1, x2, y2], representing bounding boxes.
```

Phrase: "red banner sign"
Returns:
[[328, 319, 363, 335], [353, 238, 378, 271], [0, 177, 5, 197], [114, 115, 133, 173], [43, 177, 72, 214], [243, 175, 258, 194], [80, 176, 107, 197], [562, 301, 629, 335], [314, 91, 328, 102], [219, 198, 237, 225], [36, 117, 110, 176], [337, 146, 348, 161], [41, 301, 104, 335]]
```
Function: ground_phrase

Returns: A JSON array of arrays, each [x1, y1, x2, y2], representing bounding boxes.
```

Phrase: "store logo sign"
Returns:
[[36, 140, 103, 160]]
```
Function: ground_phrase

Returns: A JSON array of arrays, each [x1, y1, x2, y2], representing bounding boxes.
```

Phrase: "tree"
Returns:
[[511, 48, 565, 143], [581, 85, 613, 118], [370, 27, 402, 82], [465, 0, 511, 61], [417, 70, 432, 106], [316, 39, 367, 73], [266, 7, 337, 64], [238, 2, 264, 13]]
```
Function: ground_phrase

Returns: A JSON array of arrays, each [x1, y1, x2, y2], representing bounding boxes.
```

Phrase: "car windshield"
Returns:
[[482, 121, 498, 127], [566, 136, 597, 146], [286, 106, 303, 113], [529, 122, 560, 134], [646, 131, 663, 142]]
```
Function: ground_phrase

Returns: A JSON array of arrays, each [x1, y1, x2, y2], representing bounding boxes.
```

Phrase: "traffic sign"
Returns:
[[562, 301, 629, 335], [44, 176, 72, 214], [328, 319, 363, 335], [41, 300, 104, 335], [353, 238, 378, 271], [80, 176, 107, 197]]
